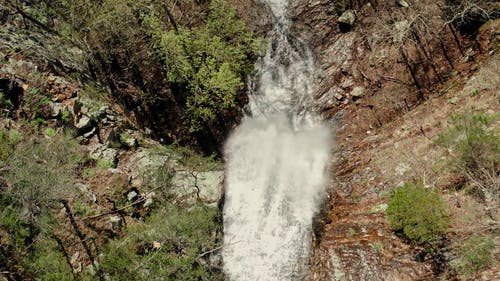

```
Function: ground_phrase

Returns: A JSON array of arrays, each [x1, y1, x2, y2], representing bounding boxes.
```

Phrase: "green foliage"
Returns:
[[3, 132, 81, 226], [386, 182, 449, 244], [168, 143, 221, 172], [61, 109, 72, 124], [436, 110, 499, 201], [24, 239, 74, 281], [348, 227, 357, 237], [99, 202, 223, 281], [371, 241, 384, 253], [451, 236, 494, 278], [23, 87, 50, 120], [145, 0, 261, 132], [0, 131, 81, 278], [83, 158, 116, 180], [0, 91, 14, 109], [43, 127, 56, 138], [0, 128, 22, 165]]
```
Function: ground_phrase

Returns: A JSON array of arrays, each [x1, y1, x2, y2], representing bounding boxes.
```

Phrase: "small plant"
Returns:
[[23, 88, 51, 120], [157, 142, 221, 172], [451, 236, 494, 278], [83, 159, 116, 180], [61, 109, 72, 124], [436, 110, 499, 203], [386, 182, 449, 244], [371, 241, 384, 253], [0, 128, 22, 165], [0, 91, 13, 109], [348, 227, 357, 237], [43, 127, 57, 138]]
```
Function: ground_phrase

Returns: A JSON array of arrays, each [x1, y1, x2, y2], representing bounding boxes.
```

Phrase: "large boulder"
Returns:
[[88, 143, 118, 167], [338, 10, 356, 29], [124, 148, 224, 204], [171, 170, 224, 204]]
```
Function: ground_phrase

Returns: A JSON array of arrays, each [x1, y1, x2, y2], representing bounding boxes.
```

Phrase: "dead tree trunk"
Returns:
[[60, 200, 104, 281]]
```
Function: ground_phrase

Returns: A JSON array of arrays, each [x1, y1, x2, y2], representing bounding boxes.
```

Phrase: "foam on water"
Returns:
[[222, 0, 332, 280]]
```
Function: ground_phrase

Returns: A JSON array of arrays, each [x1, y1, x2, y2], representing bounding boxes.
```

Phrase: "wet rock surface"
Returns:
[[288, 0, 499, 280]]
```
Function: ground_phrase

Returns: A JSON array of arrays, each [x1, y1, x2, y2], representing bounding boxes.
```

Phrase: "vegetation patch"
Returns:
[[436, 109, 499, 204], [451, 235, 495, 279], [145, 0, 262, 132], [99, 202, 223, 281], [386, 182, 449, 244]]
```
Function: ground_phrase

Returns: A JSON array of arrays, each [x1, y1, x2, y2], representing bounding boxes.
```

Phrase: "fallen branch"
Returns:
[[196, 241, 241, 260], [82, 186, 162, 221], [197, 245, 225, 259], [82, 197, 146, 221]]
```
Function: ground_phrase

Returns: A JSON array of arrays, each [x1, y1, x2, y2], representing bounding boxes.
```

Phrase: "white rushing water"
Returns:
[[222, 0, 332, 280]]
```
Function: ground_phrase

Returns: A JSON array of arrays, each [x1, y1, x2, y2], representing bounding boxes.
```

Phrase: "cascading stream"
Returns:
[[222, 0, 332, 280]]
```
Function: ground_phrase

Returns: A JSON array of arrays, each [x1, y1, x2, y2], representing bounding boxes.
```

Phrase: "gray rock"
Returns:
[[49, 102, 64, 118], [76, 183, 97, 202], [144, 192, 155, 207], [340, 78, 354, 89], [338, 10, 356, 26], [127, 190, 138, 201], [75, 115, 94, 134], [97, 105, 109, 119], [121, 131, 138, 148], [109, 216, 122, 228], [124, 138, 138, 148], [125, 148, 170, 187], [83, 127, 96, 138], [125, 148, 224, 204], [351, 86, 365, 98], [171, 170, 224, 204], [89, 144, 118, 167], [397, 0, 410, 8], [70, 251, 80, 264]]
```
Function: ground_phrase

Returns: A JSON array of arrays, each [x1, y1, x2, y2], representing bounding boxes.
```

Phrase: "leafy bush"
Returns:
[[436, 110, 499, 203], [451, 236, 494, 278], [0, 131, 82, 279], [145, 0, 261, 132], [386, 182, 450, 244], [4, 132, 81, 224], [99, 202, 223, 281]]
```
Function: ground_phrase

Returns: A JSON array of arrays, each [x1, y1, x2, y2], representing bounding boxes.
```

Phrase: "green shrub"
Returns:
[[436, 110, 499, 202], [386, 182, 449, 244], [61, 109, 72, 124], [43, 127, 56, 138], [451, 236, 494, 278], [24, 239, 74, 281], [0, 128, 22, 165], [3, 132, 81, 226], [145, 0, 261, 132], [99, 202, 223, 281], [0, 131, 82, 279]]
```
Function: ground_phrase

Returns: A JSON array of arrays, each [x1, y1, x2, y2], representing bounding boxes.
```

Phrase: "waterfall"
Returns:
[[222, 0, 332, 280]]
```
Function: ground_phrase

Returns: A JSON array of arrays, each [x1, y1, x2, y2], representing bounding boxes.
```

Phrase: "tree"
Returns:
[[145, 0, 261, 132]]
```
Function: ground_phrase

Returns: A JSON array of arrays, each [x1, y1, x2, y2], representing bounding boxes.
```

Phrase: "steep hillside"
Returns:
[[0, 0, 498, 280], [287, 0, 499, 280]]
